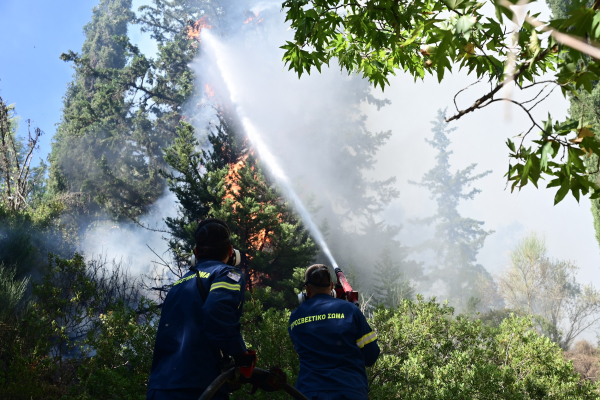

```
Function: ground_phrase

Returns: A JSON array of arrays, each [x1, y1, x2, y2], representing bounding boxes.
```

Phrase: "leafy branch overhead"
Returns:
[[281, 0, 600, 204]]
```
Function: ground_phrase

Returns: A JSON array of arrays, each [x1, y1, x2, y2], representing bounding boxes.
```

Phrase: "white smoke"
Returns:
[[79, 191, 179, 276], [189, 3, 398, 284]]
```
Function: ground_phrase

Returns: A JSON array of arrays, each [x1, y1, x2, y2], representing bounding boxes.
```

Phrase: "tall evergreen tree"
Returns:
[[49, 0, 238, 221], [49, 0, 144, 219], [163, 112, 317, 308], [335, 216, 423, 299], [411, 110, 493, 310]]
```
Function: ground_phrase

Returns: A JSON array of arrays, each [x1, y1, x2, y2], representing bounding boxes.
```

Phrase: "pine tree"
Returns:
[[163, 111, 317, 308], [49, 0, 162, 220], [336, 216, 423, 299], [411, 110, 493, 310]]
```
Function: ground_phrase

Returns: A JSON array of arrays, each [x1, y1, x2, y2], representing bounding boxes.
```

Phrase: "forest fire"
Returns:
[[224, 157, 246, 201], [204, 83, 215, 98], [222, 156, 273, 287], [223, 156, 273, 253], [186, 17, 211, 41], [243, 11, 263, 24]]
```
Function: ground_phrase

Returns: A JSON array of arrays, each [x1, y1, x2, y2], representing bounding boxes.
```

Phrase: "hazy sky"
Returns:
[[1, 0, 598, 291], [360, 2, 600, 291]]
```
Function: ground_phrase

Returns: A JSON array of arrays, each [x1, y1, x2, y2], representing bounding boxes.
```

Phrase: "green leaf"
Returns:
[[540, 141, 554, 170], [521, 157, 533, 187], [554, 177, 570, 205], [571, 179, 582, 202], [506, 138, 516, 153], [455, 16, 477, 36], [542, 114, 553, 134], [440, 0, 470, 10]]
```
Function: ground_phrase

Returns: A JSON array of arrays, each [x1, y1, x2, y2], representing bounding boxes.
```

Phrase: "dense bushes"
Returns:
[[369, 297, 598, 399], [1, 256, 599, 399], [0, 254, 155, 400]]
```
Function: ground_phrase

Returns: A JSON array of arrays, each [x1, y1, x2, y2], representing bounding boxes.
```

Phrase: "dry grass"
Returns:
[[564, 340, 600, 382]]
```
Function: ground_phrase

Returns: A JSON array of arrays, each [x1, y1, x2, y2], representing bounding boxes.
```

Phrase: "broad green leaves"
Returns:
[[506, 117, 600, 204], [281, 0, 600, 204]]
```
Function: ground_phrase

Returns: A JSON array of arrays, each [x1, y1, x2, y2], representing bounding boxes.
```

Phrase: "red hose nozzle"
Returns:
[[334, 267, 358, 305]]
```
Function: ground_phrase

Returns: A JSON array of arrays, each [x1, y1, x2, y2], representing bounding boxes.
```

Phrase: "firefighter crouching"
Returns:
[[288, 265, 380, 400], [146, 218, 256, 400]]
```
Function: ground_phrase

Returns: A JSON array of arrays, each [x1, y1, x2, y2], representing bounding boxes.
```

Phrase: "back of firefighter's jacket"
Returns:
[[147, 259, 246, 394], [288, 293, 380, 399]]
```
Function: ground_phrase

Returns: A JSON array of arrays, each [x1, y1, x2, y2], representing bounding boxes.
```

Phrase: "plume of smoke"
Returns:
[[79, 191, 178, 276], [201, 30, 340, 269], [79, 1, 399, 290], [190, 2, 397, 282]]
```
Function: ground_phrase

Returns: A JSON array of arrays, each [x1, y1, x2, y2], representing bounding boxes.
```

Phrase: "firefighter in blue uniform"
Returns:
[[289, 265, 380, 400], [147, 218, 256, 400]]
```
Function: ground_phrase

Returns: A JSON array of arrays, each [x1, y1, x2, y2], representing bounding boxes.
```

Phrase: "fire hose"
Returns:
[[198, 367, 309, 400], [333, 267, 358, 305]]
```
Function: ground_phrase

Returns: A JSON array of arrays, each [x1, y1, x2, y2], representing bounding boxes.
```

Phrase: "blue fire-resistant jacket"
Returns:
[[288, 293, 380, 398], [147, 259, 246, 395]]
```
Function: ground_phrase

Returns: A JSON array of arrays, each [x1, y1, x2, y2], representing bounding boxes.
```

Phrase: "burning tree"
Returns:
[[163, 109, 317, 307]]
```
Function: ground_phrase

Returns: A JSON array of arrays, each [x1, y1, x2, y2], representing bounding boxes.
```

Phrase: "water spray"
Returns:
[[202, 31, 339, 270]]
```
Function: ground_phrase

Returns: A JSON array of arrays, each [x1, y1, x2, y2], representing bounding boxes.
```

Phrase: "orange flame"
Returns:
[[223, 155, 275, 253], [244, 11, 262, 24], [204, 83, 215, 98], [187, 17, 211, 41], [224, 157, 246, 201]]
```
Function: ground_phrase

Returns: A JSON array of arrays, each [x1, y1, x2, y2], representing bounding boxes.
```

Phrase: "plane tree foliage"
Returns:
[[545, 0, 600, 250], [281, 0, 600, 205]]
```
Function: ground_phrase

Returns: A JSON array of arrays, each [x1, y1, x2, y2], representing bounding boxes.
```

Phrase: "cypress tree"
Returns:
[[49, 0, 221, 221], [49, 0, 144, 219], [411, 110, 493, 310]]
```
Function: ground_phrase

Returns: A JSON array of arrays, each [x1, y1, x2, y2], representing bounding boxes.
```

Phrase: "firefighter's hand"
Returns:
[[234, 350, 257, 378]]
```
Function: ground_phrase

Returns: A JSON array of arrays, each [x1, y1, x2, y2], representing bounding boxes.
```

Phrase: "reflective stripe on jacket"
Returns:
[[147, 259, 246, 393], [288, 293, 380, 398]]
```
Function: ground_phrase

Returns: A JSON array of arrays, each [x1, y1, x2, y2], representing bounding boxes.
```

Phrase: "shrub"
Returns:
[[0, 253, 149, 400], [368, 296, 599, 399], [73, 299, 159, 400], [3, 258, 599, 400], [232, 287, 300, 400]]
